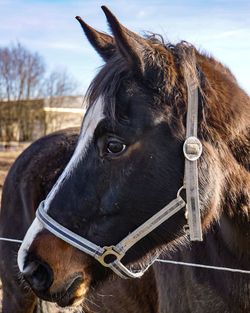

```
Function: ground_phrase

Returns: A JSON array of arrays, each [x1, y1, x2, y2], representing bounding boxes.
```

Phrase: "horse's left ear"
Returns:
[[101, 6, 151, 75], [76, 16, 115, 61]]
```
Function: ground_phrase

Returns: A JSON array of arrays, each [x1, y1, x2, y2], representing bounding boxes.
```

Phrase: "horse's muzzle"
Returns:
[[23, 257, 53, 292], [22, 256, 84, 307]]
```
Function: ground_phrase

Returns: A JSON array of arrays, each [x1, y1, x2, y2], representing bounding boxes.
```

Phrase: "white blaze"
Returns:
[[17, 97, 105, 272]]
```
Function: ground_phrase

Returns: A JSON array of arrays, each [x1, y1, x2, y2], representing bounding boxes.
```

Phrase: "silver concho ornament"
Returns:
[[183, 136, 202, 161]]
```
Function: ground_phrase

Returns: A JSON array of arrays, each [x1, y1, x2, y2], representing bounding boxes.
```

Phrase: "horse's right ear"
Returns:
[[76, 16, 115, 62]]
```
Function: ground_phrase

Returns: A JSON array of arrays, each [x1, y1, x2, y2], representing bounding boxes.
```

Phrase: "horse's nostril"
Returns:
[[23, 259, 54, 292]]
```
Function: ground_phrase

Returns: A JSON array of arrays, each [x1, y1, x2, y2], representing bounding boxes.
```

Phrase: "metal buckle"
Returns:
[[183, 136, 202, 161], [97, 246, 124, 267]]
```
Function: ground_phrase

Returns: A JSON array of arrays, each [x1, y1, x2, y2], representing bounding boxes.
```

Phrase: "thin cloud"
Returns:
[[0, 0, 249, 94]]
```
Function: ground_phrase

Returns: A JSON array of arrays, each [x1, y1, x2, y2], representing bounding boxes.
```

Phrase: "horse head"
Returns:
[[17, 6, 250, 308]]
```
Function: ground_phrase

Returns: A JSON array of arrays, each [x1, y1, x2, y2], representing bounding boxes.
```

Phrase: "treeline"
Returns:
[[0, 42, 78, 102], [0, 42, 80, 143]]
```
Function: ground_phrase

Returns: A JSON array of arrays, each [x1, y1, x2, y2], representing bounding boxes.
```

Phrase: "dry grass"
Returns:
[[0, 144, 28, 201]]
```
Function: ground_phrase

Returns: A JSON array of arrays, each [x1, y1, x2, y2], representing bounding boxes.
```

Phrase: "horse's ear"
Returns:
[[76, 16, 115, 61], [101, 6, 150, 74]]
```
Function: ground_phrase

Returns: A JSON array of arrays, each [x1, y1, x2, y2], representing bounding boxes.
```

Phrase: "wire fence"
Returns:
[[1, 236, 250, 275]]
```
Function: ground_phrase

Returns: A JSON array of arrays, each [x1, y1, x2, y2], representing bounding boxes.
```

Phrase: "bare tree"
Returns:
[[0, 42, 78, 102], [0, 42, 45, 101], [44, 69, 77, 98], [43, 68, 78, 107], [0, 42, 79, 143]]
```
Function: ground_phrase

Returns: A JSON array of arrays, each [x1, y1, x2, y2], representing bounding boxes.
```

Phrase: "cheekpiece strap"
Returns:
[[183, 74, 203, 241]]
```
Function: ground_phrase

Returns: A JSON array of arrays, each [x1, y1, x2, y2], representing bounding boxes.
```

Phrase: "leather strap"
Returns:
[[183, 74, 203, 241]]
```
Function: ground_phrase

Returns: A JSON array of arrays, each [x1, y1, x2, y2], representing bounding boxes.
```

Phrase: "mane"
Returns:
[[85, 54, 127, 119], [85, 35, 200, 109], [85, 35, 220, 116], [85, 33, 250, 170]]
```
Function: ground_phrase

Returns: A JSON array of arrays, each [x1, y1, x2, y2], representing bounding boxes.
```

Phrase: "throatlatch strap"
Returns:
[[184, 75, 203, 241]]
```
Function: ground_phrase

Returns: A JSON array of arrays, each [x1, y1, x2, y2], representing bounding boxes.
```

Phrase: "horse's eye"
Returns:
[[106, 139, 126, 155]]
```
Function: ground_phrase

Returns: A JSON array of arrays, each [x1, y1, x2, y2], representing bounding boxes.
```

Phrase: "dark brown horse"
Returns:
[[0, 129, 157, 312], [1, 6, 250, 313]]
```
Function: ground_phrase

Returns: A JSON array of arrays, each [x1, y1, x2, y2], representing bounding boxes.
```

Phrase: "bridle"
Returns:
[[36, 71, 203, 279]]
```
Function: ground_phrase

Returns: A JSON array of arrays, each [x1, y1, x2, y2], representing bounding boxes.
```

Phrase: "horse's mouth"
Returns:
[[31, 274, 85, 307], [55, 275, 85, 307]]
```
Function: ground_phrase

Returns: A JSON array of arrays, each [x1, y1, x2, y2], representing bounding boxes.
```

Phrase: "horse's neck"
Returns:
[[220, 157, 250, 261], [220, 213, 250, 262], [218, 195, 250, 310]]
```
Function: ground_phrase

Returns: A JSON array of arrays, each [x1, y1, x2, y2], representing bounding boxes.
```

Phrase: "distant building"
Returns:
[[0, 96, 85, 144], [43, 96, 85, 135]]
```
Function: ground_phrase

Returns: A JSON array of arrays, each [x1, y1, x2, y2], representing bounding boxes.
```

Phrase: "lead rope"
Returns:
[[1, 237, 250, 274]]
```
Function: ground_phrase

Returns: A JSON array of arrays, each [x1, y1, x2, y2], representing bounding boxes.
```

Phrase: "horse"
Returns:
[[1, 5, 250, 312], [0, 128, 157, 312], [0, 129, 78, 312]]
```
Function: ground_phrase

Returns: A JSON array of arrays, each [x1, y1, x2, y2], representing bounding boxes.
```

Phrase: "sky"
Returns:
[[0, 0, 250, 95]]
